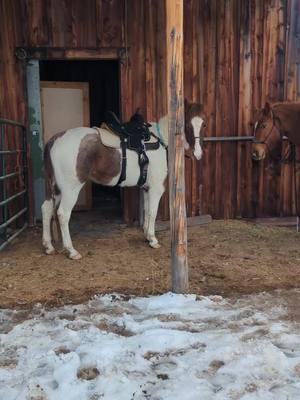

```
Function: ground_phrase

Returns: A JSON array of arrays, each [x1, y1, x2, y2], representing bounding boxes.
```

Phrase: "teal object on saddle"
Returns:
[[156, 122, 166, 147]]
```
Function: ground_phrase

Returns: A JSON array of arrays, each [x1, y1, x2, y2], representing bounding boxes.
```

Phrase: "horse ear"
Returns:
[[135, 107, 142, 115], [263, 102, 271, 116]]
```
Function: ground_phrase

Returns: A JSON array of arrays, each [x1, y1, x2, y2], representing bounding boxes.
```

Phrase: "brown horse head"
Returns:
[[252, 102, 281, 161], [184, 99, 206, 160]]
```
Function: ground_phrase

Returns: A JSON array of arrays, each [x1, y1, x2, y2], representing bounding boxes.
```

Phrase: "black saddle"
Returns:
[[104, 110, 161, 187], [105, 111, 151, 151]]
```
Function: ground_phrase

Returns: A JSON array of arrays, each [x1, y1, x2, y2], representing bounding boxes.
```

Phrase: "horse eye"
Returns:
[[261, 124, 266, 129], [203, 123, 206, 128]]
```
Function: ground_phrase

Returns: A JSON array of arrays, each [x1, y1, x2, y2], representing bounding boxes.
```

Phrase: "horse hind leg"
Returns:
[[51, 194, 62, 245], [145, 184, 164, 249], [42, 194, 61, 254], [143, 189, 149, 238], [42, 199, 55, 255], [57, 184, 83, 260]]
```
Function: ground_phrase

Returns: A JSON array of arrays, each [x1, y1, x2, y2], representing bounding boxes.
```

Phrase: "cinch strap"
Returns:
[[116, 138, 127, 186]]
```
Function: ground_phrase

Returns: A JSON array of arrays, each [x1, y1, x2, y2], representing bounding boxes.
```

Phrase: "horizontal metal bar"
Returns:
[[0, 171, 23, 181], [203, 136, 254, 142], [0, 150, 26, 155], [0, 119, 25, 128], [0, 190, 26, 207], [203, 135, 289, 142], [0, 208, 27, 230], [0, 223, 27, 252]]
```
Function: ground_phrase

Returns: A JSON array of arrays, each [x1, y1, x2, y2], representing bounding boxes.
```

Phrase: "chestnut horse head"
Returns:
[[252, 102, 282, 161]]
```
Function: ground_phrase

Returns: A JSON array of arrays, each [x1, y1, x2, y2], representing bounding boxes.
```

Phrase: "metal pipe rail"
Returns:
[[203, 135, 289, 142], [0, 190, 27, 207], [0, 119, 28, 252], [0, 170, 24, 181], [0, 224, 27, 252], [203, 136, 254, 142], [0, 118, 25, 128], [0, 150, 25, 155], [0, 208, 27, 230]]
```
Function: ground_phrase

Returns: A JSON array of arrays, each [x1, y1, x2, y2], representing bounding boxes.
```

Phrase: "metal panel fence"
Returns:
[[0, 119, 28, 251]]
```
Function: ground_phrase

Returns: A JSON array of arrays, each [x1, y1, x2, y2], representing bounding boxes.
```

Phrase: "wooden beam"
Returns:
[[166, 0, 188, 293], [15, 47, 128, 61]]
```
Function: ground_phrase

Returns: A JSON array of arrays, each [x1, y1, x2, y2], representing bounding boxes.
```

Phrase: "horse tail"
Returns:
[[43, 135, 61, 201], [43, 134, 64, 244]]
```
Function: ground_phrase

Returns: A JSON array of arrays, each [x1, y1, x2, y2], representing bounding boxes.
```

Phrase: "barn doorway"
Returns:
[[39, 60, 122, 222]]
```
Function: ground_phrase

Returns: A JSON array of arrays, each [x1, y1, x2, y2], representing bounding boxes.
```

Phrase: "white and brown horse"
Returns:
[[252, 101, 300, 161], [42, 101, 206, 259]]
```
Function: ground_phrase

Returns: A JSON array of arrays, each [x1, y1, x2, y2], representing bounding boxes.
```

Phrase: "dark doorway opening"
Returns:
[[39, 60, 122, 221]]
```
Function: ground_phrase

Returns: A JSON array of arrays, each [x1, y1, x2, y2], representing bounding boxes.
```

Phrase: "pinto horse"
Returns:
[[42, 101, 206, 260], [252, 101, 300, 161]]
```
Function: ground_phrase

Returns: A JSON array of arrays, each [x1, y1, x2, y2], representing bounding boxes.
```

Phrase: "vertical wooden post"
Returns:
[[166, 0, 188, 293]]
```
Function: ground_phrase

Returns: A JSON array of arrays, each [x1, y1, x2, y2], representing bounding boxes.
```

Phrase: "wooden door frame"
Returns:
[[18, 47, 131, 222]]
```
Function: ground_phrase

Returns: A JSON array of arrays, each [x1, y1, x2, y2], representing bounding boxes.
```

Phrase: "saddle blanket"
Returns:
[[94, 123, 157, 149]]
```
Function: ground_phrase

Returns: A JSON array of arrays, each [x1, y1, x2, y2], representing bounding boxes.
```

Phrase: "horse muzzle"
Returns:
[[193, 138, 203, 160], [193, 148, 203, 160], [252, 149, 265, 161]]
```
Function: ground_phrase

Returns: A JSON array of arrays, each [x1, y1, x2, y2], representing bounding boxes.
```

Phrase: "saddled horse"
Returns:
[[252, 101, 300, 161], [42, 100, 206, 260]]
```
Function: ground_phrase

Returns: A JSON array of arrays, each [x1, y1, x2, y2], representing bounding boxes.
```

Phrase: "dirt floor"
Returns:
[[1, 217, 300, 309]]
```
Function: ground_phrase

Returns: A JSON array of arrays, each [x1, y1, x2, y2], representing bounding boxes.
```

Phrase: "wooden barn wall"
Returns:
[[184, 0, 300, 219], [0, 1, 28, 223], [0, 0, 300, 222], [0, 0, 167, 223]]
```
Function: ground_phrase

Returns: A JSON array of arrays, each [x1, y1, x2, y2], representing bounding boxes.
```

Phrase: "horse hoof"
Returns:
[[149, 242, 161, 249], [45, 247, 56, 255], [69, 252, 82, 260]]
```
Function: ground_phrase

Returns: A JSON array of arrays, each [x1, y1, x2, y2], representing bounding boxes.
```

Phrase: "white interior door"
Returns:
[[41, 81, 92, 210]]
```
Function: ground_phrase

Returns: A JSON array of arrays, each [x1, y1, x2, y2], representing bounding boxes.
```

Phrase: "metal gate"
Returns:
[[0, 119, 28, 251]]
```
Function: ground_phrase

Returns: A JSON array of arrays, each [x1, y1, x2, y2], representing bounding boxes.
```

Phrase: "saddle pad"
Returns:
[[96, 123, 121, 149], [95, 123, 158, 149]]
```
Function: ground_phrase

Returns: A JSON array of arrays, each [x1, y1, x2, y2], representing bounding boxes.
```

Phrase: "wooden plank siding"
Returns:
[[0, 0, 299, 222], [183, 0, 299, 219]]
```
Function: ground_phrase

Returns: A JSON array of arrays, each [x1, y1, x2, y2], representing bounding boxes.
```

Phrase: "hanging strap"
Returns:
[[137, 150, 149, 187], [94, 126, 150, 188], [117, 138, 127, 186]]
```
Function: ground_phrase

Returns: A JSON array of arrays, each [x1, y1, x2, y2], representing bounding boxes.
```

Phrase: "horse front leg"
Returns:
[[143, 189, 149, 238], [146, 184, 164, 249], [57, 184, 83, 260]]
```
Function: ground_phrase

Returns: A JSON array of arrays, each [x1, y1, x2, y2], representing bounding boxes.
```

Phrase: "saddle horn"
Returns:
[[130, 108, 151, 127]]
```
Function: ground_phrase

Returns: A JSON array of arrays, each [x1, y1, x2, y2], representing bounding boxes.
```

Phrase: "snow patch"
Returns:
[[1, 291, 300, 399]]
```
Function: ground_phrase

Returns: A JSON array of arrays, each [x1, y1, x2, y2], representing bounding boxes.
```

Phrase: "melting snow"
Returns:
[[1, 291, 300, 399]]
